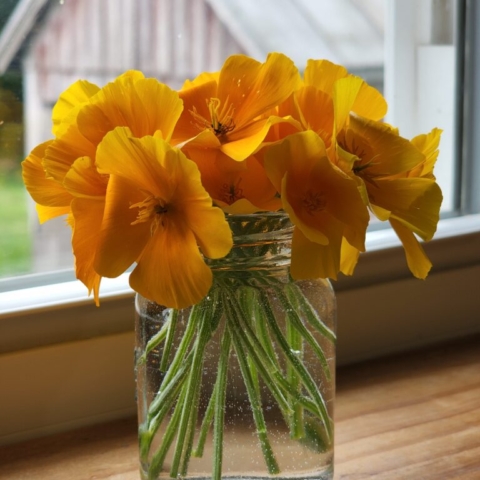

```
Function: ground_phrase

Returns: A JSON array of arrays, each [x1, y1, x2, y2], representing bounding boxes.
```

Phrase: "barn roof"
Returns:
[[0, 0, 384, 76]]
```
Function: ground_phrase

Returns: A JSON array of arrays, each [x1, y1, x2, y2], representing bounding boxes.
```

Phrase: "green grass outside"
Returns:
[[0, 174, 32, 277]]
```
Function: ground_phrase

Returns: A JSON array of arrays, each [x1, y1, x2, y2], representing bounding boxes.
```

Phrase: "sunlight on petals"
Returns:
[[333, 77, 363, 134], [304, 59, 348, 95], [36, 205, 71, 224], [52, 80, 100, 137]]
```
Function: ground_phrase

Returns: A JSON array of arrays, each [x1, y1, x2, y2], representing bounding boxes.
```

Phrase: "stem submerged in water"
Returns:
[[138, 281, 335, 479]]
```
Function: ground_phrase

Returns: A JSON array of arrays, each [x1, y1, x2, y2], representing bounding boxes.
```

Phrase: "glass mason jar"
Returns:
[[135, 213, 336, 480]]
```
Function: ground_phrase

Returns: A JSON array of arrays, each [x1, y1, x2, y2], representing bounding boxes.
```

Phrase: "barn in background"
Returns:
[[0, 0, 384, 273]]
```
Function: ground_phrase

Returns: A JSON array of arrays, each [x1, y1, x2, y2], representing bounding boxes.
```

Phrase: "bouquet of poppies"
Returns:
[[22, 52, 442, 308], [22, 53, 442, 479]]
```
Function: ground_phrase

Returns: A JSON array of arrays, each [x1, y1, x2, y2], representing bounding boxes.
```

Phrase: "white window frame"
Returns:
[[385, 0, 458, 211], [1, 0, 480, 446]]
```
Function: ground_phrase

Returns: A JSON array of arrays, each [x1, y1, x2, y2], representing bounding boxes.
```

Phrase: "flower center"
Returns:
[[219, 178, 244, 204], [338, 130, 376, 178], [303, 190, 326, 213], [190, 97, 235, 137], [130, 194, 168, 234]]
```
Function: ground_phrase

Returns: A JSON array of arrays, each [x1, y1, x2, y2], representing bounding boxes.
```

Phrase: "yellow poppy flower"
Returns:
[[93, 127, 233, 309], [172, 53, 300, 162], [264, 131, 369, 279], [268, 59, 387, 162], [22, 71, 184, 303], [337, 114, 443, 278]]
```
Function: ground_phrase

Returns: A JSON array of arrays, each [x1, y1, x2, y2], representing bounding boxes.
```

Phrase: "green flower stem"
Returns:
[[238, 288, 265, 398], [140, 351, 194, 460], [229, 323, 280, 475], [147, 384, 188, 480], [212, 327, 231, 480], [192, 377, 217, 458], [286, 312, 305, 439], [222, 291, 293, 417], [169, 311, 212, 478], [208, 288, 224, 332], [285, 284, 336, 344], [180, 297, 224, 476], [275, 287, 332, 381], [147, 304, 199, 417], [259, 290, 333, 445], [160, 309, 178, 372], [136, 320, 170, 366]]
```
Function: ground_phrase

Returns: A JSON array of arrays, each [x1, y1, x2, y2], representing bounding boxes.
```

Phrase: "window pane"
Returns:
[[384, 0, 459, 212]]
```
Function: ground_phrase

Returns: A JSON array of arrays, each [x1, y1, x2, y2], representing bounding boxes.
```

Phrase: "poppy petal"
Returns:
[[373, 178, 442, 240], [173, 80, 218, 143], [77, 76, 183, 146], [96, 127, 173, 198], [304, 59, 348, 95], [44, 124, 97, 182], [71, 198, 105, 305], [184, 205, 233, 259], [52, 80, 100, 136], [94, 175, 151, 278], [218, 53, 300, 129], [340, 238, 360, 276], [63, 156, 107, 198], [290, 226, 340, 280], [130, 220, 213, 309], [22, 141, 73, 211], [36, 205, 71, 224], [390, 218, 432, 279]]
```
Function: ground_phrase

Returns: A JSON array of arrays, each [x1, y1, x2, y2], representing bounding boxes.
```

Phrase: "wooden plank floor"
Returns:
[[0, 334, 479, 479]]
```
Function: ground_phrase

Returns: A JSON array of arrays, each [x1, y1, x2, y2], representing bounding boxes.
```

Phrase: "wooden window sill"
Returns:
[[1, 335, 479, 479]]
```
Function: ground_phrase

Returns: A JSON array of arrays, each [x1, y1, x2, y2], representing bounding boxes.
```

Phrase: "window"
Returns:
[[0, 0, 479, 445]]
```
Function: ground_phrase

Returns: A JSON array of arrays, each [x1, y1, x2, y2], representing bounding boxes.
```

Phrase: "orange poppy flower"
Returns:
[[94, 127, 233, 309], [264, 130, 369, 279], [172, 53, 300, 163], [22, 71, 184, 303], [337, 115, 443, 278]]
